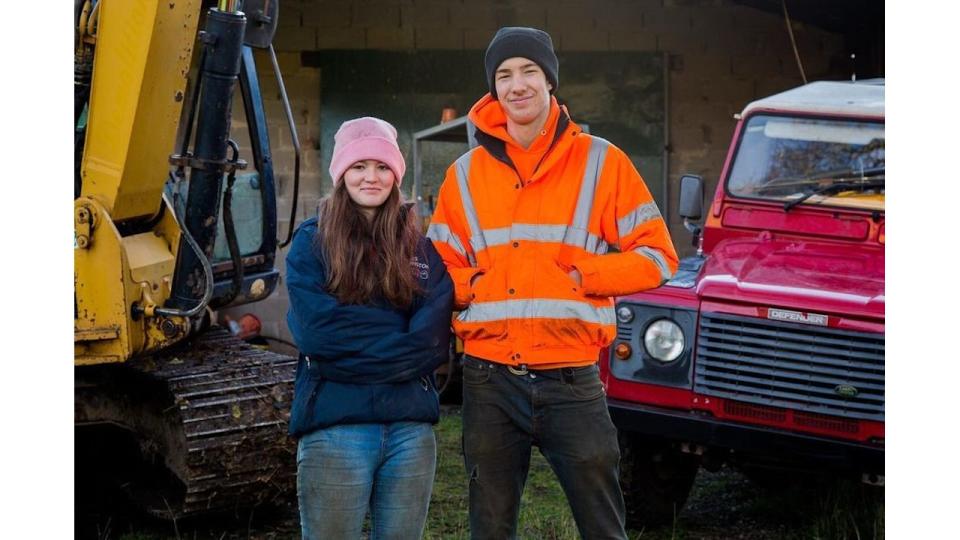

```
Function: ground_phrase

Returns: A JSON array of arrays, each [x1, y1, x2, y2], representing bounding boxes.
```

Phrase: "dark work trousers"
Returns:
[[461, 354, 627, 540]]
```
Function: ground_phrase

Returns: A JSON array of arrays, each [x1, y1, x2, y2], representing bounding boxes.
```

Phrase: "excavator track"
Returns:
[[75, 326, 298, 519]]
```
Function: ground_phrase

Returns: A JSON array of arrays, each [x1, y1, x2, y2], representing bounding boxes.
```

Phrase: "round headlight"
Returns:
[[643, 319, 684, 362], [616, 306, 634, 324]]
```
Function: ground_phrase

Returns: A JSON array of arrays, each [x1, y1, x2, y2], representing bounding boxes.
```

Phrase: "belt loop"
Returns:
[[561, 367, 575, 384]]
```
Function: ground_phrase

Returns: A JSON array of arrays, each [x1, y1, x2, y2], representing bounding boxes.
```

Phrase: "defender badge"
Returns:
[[767, 308, 828, 326]]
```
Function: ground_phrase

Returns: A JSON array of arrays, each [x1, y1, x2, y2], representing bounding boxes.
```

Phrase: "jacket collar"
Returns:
[[468, 94, 581, 184]]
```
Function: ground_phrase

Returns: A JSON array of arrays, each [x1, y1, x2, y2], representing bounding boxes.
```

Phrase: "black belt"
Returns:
[[463, 355, 596, 383]]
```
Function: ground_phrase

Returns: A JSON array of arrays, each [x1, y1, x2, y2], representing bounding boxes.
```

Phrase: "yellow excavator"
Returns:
[[74, 0, 301, 518]]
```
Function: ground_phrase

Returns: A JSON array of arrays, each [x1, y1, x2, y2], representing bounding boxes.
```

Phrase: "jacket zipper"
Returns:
[[529, 113, 569, 180], [477, 111, 571, 185]]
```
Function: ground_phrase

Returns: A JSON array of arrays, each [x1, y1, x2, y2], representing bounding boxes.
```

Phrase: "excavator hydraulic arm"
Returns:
[[75, 0, 201, 364], [74, 0, 298, 519]]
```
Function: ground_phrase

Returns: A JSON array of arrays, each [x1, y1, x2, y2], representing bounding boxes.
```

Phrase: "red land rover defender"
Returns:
[[603, 80, 885, 527]]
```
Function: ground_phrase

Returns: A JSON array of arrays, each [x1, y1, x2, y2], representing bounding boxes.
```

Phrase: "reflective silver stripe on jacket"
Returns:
[[454, 149, 480, 266], [569, 137, 610, 231], [563, 136, 610, 254], [456, 298, 616, 326], [476, 224, 609, 255], [458, 136, 612, 256], [425, 223, 467, 257], [484, 224, 566, 245], [634, 246, 673, 283], [618, 201, 662, 240]]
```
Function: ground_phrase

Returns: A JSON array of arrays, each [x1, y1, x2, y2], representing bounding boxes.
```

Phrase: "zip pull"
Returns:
[[305, 356, 311, 369]]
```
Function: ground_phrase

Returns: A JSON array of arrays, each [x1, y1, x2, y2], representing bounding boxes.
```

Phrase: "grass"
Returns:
[[798, 480, 885, 540], [423, 409, 469, 539], [103, 408, 883, 539]]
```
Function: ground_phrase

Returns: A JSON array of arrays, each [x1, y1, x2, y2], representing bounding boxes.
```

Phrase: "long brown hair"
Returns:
[[316, 181, 423, 308]]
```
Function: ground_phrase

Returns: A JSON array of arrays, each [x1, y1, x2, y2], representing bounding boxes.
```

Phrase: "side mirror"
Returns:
[[678, 174, 705, 253], [678, 174, 704, 220]]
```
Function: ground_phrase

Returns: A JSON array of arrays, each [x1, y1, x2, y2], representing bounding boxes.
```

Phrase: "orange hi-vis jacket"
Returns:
[[427, 95, 679, 369]]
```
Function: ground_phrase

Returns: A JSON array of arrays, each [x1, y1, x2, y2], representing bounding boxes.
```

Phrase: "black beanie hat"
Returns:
[[484, 27, 559, 99]]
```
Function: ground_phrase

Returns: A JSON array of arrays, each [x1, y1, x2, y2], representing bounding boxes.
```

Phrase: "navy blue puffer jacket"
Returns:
[[285, 216, 454, 438]]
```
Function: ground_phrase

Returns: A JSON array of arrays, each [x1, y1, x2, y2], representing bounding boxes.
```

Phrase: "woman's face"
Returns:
[[342, 160, 396, 214]]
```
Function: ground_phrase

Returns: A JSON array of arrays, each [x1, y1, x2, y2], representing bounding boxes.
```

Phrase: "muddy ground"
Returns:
[[76, 406, 883, 540], [77, 467, 883, 540]]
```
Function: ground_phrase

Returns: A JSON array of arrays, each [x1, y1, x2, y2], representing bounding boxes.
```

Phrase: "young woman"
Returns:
[[285, 117, 453, 540]]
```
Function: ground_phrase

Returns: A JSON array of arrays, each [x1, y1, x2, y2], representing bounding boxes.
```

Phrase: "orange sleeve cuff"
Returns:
[[572, 252, 664, 297], [449, 267, 485, 309]]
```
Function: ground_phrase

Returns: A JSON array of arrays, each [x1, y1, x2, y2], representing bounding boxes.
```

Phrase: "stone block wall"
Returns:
[[220, 0, 850, 342]]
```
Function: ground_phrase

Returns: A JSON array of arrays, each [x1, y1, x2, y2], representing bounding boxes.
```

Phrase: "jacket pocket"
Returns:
[[468, 263, 504, 303], [372, 378, 440, 424], [454, 265, 509, 342], [420, 375, 439, 398], [553, 260, 584, 296], [531, 261, 603, 350], [289, 358, 328, 438]]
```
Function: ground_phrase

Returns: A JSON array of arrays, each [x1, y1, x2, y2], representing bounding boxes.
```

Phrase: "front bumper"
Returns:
[[608, 398, 884, 473]]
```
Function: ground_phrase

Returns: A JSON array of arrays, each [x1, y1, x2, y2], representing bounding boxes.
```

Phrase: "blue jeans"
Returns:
[[297, 422, 437, 540], [461, 355, 627, 540]]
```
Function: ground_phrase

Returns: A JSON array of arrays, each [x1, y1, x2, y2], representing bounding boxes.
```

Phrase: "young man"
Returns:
[[427, 27, 678, 539]]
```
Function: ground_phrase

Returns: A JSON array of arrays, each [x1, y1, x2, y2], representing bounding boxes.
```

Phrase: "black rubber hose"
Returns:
[[219, 139, 245, 306], [149, 177, 215, 319]]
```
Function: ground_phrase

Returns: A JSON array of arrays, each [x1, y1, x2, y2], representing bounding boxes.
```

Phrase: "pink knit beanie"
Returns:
[[328, 117, 406, 186]]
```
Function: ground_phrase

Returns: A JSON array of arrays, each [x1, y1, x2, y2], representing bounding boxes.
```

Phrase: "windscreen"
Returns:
[[727, 115, 885, 211]]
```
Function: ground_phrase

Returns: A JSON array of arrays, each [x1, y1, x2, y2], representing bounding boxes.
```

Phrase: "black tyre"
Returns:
[[737, 461, 863, 492], [737, 462, 799, 491], [618, 433, 700, 529]]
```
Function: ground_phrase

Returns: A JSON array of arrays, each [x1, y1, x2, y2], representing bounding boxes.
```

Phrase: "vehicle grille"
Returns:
[[616, 321, 633, 341], [695, 312, 884, 421]]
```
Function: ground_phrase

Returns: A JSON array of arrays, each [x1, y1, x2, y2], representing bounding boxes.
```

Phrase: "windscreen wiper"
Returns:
[[783, 176, 885, 212], [759, 166, 885, 192]]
